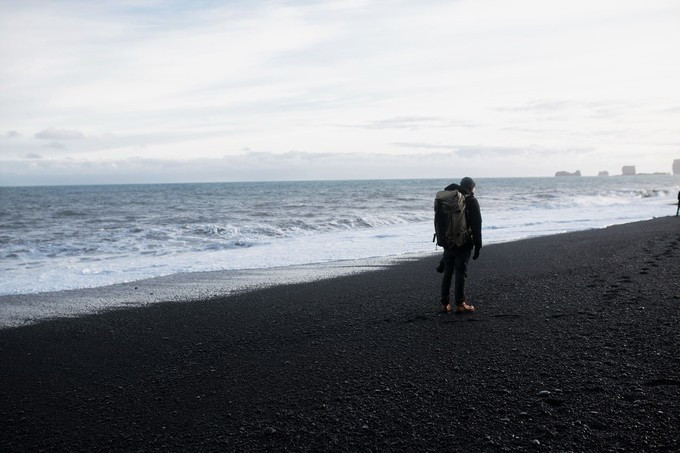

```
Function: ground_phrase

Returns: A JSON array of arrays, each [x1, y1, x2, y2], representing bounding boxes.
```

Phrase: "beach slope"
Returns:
[[1, 217, 679, 451]]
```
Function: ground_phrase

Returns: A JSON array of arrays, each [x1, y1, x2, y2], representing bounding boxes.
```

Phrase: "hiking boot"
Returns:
[[455, 301, 475, 313], [441, 303, 452, 313], [436, 261, 444, 273]]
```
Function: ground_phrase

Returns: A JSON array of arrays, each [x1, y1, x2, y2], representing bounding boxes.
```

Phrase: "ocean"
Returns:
[[1, 176, 678, 296]]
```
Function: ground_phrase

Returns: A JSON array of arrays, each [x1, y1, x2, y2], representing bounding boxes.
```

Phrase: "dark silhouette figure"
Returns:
[[676, 191, 680, 216], [438, 177, 482, 313]]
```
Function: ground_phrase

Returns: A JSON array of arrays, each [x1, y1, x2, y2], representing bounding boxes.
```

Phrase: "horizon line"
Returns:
[[1, 173, 677, 189]]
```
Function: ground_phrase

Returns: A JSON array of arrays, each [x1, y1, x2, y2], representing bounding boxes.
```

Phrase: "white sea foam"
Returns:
[[0, 176, 678, 297]]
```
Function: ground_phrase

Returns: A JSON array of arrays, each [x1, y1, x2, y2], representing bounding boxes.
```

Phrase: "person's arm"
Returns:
[[467, 197, 482, 251]]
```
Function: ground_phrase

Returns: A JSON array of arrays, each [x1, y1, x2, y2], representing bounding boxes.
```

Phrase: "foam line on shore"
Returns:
[[0, 254, 424, 329], [1, 216, 676, 329]]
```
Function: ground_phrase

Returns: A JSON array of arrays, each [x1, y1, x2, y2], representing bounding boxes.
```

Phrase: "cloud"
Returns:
[[0, 0, 678, 181], [496, 100, 571, 113], [660, 105, 680, 113], [43, 141, 66, 149], [390, 142, 591, 157], [341, 117, 479, 130], [35, 128, 85, 140], [496, 100, 643, 120], [391, 142, 454, 150], [0, 147, 611, 186], [584, 101, 639, 119], [0, 151, 481, 186], [3, 130, 20, 138], [24, 153, 42, 159]]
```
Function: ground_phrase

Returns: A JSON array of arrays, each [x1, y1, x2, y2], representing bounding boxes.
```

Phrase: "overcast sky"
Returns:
[[1, 0, 679, 185]]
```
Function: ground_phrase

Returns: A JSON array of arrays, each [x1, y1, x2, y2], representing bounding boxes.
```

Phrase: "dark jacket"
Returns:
[[444, 183, 482, 250]]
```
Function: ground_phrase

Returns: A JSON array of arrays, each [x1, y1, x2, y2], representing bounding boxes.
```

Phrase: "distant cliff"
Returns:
[[555, 170, 581, 177], [674, 159, 680, 175], [598, 171, 609, 176], [622, 166, 636, 176]]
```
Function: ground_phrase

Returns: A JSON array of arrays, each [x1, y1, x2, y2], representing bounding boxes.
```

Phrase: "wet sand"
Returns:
[[1, 217, 679, 451]]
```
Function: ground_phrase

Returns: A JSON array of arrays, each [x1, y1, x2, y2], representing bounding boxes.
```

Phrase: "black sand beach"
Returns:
[[1, 217, 679, 451]]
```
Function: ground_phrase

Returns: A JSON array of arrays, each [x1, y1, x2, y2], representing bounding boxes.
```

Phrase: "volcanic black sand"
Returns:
[[1, 217, 679, 451]]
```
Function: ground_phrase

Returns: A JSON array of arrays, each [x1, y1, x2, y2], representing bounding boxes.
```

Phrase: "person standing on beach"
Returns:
[[676, 191, 680, 216], [437, 177, 482, 313]]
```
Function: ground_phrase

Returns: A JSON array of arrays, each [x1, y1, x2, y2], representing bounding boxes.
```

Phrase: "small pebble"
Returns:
[[538, 390, 551, 397], [263, 427, 276, 435], [532, 439, 540, 445]]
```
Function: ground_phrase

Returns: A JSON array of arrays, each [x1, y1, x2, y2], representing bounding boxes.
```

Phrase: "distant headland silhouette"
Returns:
[[556, 160, 679, 177]]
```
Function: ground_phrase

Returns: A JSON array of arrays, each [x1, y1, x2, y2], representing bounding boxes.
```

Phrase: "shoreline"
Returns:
[[3, 175, 678, 300], [0, 215, 676, 329], [0, 253, 422, 330], [1, 216, 678, 450]]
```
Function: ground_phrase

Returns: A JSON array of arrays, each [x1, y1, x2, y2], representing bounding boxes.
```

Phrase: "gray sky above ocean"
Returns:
[[1, 0, 679, 186]]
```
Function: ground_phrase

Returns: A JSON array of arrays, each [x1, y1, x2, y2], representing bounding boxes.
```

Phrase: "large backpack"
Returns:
[[433, 190, 470, 249]]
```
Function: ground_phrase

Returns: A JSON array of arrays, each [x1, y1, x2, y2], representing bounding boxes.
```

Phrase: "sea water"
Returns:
[[1, 176, 678, 296]]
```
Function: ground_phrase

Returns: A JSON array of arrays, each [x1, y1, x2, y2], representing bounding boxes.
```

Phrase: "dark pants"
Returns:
[[440, 246, 472, 306]]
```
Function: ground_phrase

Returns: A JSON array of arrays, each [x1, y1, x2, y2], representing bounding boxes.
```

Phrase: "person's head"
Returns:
[[460, 177, 476, 193]]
